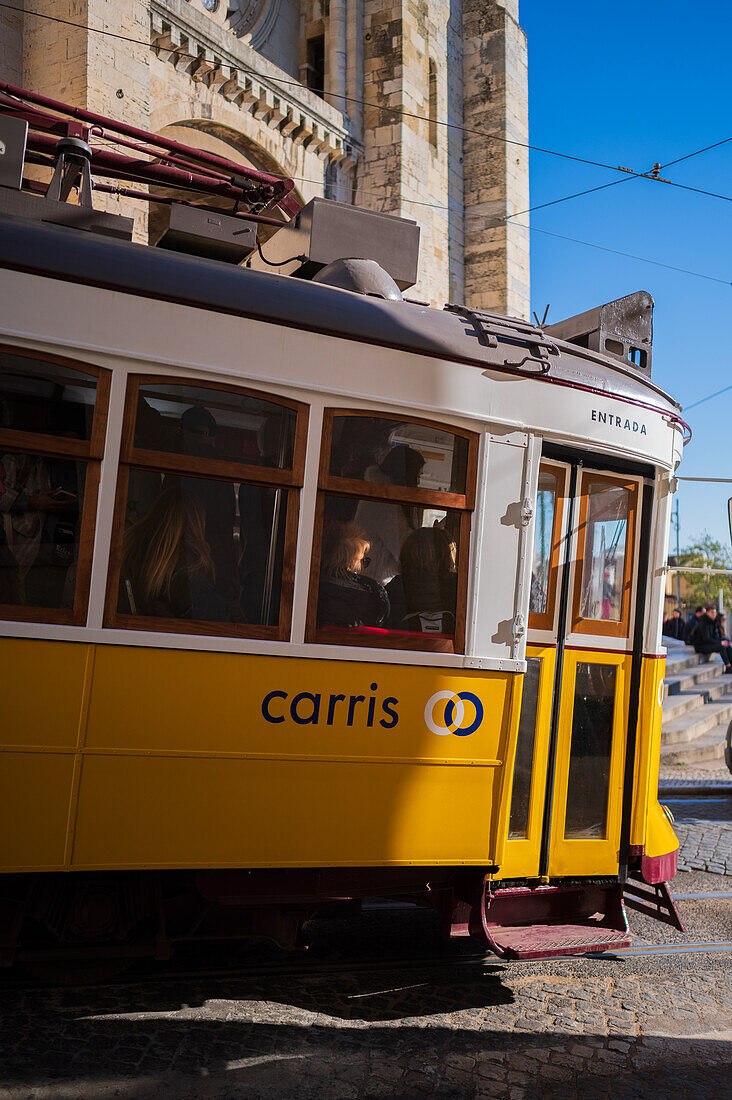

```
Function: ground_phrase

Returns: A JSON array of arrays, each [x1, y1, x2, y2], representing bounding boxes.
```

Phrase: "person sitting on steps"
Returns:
[[689, 605, 732, 673]]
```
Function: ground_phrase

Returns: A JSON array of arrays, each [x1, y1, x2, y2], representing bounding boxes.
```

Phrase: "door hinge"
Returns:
[[520, 498, 534, 526], [512, 612, 526, 645]]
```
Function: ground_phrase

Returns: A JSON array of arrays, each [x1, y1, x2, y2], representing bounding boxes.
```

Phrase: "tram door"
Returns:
[[503, 455, 644, 880]]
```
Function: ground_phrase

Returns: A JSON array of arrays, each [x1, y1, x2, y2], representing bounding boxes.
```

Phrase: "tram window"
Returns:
[[107, 376, 307, 639], [0, 351, 98, 441], [0, 451, 86, 610], [580, 481, 630, 622], [308, 411, 477, 653], [508, 657, 541, 839], [564, 662, 616, 839], [328, 415, 470, 495], [0, 346, 109, 625], [117, 471, 288, 626], [133, 382, 297, 470]]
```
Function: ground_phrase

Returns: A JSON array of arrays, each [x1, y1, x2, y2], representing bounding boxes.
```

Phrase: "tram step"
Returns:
[[485, 923, 631, 961], [480, 884, 630, 961], [661, 697, 732, 745], [660, 721, 727, 765]]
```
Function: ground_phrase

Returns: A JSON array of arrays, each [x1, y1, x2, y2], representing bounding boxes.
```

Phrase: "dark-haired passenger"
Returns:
[[355, 444, 425, 584], [386, 527, 457, 635]]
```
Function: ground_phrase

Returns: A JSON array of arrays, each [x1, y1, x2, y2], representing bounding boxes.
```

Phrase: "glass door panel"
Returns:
[[548, 649, 631, 877], [564, 661, 617, 839], [501, 646, 556, 879], [508, 657, 542, 840]]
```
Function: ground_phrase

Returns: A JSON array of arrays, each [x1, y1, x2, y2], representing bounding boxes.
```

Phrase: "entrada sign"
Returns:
[[592, 409, 647, 434]]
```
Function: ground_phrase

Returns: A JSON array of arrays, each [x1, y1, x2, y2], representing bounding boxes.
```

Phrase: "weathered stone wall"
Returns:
[[0, 0, 23, 87], [1, 0, 529, 313]]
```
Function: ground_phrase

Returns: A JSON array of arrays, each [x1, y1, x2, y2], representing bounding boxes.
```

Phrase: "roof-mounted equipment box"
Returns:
[[248, 197, 420, 290]]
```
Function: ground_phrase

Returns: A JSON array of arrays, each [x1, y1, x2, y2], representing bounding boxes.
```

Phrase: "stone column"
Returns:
[[462, 0, 529, 318], [327, 0, 347, 114], [359, 0, 453, 306]]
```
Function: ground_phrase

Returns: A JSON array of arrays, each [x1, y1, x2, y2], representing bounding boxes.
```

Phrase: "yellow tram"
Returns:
[[0, 91, 686, 971]]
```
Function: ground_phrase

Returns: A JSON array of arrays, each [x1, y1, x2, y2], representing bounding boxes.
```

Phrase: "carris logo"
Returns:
[[424, 691, 484, 737]]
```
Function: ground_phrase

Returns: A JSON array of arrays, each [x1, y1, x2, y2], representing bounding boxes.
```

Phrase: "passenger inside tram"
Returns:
[[355, 444, 425, 584], [0, 400, 84, 609], [386, 527, 457, 634], [120, 481, 228, 621], [316, 521, 389, 629]]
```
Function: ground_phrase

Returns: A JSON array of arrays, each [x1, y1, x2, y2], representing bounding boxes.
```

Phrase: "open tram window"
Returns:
[[106, 376, 307, 639], [0, 346, 109, 624], [308, 410, 477, 653], [572, 473, 637, 637]]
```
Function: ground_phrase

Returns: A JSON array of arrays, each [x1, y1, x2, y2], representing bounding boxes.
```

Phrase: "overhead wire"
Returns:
[[512, 224, 730, 286], [684, 384, 732, 412], [2, 1, 731, 202], [504, 137, 732, 222]]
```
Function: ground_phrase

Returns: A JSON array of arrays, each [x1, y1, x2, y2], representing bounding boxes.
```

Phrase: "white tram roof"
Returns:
[[0, 212, 681, 421]]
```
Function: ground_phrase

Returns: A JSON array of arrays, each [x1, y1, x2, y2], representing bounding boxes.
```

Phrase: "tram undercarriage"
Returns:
[[0, 858, 685, 981]]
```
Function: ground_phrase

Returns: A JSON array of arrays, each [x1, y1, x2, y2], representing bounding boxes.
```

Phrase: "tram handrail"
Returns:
[[665, 566, 732, 576]]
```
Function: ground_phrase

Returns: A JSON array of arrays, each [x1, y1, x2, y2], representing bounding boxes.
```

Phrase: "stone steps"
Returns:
[[664, 660, 726, 698], [658, 722, 727, 765], [660, 648, 732, 766], [662, 677, 732, 722]]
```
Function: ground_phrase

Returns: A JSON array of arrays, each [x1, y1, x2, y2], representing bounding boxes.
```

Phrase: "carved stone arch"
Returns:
[[146, 118, 305, 247]]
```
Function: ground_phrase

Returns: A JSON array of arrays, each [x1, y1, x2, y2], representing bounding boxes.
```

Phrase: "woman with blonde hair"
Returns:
[[317, 520, 389, 629], [120, 482, 227, 621]]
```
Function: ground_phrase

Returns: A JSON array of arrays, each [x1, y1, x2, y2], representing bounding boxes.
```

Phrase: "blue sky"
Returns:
[[521, 0, 732, 551]]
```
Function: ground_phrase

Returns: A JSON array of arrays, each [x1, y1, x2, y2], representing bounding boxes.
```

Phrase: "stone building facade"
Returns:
[[0, 0, 529, 314]]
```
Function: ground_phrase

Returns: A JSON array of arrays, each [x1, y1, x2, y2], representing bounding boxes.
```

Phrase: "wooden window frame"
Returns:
[[0, 343, 111, 626], [104, 374, 309, 640], [529, 461, 567, 633], [306, 408, 479, 654], [570, 471, 638, 639]]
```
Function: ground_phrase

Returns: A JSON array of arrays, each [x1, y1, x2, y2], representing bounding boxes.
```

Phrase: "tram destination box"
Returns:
[[248, 197, 420, 290]]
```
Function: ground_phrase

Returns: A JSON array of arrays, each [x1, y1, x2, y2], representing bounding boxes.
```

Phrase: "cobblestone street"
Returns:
[[1, 788, 730, 1100], [2, 955, 731, 1100]]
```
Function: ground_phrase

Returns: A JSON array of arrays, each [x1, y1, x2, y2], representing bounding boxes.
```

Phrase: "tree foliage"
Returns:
[[675, 534, 732, 611]]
